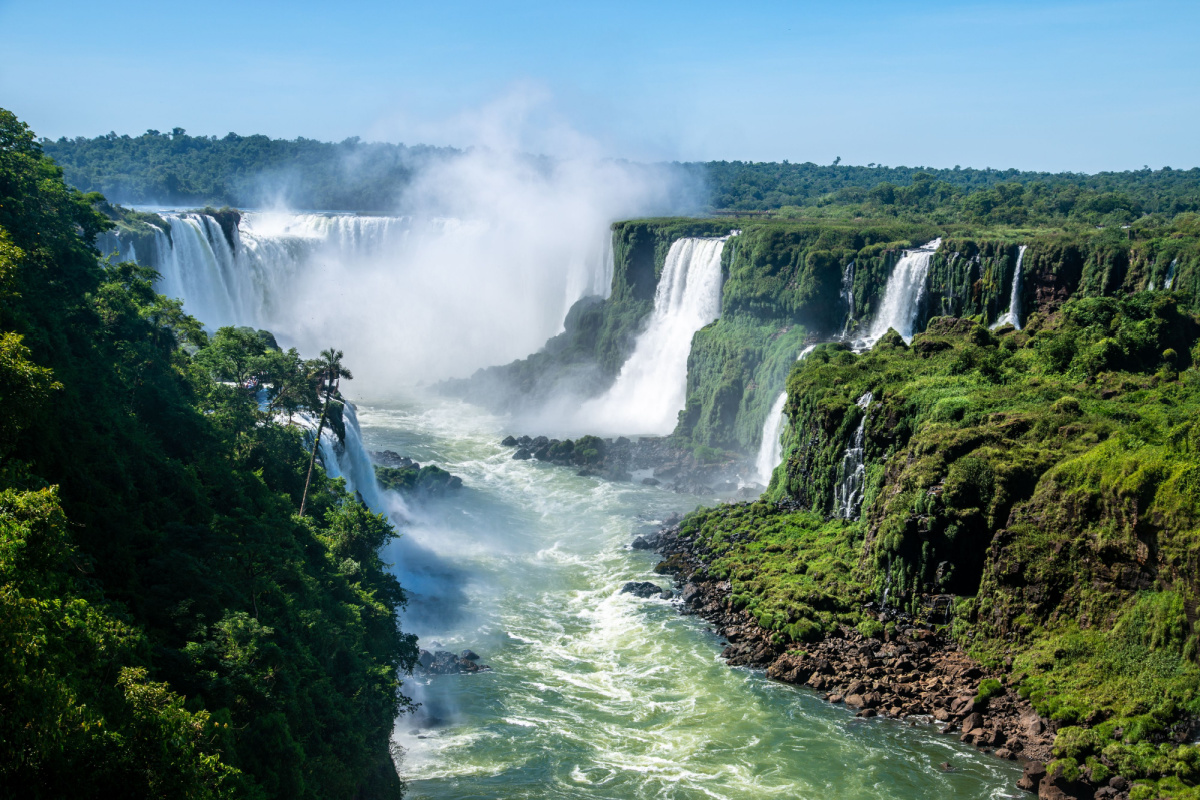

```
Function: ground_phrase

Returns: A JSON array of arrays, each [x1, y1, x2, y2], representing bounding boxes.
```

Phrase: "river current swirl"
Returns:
[[356, 394, 1022, 800]]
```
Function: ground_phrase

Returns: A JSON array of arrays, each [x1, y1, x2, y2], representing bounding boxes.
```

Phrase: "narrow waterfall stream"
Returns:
[[991, 245, 1027, 330], [834, 391, 874, 520], [754, 343, 819, 486]]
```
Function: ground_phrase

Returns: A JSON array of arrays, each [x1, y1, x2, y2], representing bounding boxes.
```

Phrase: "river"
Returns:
[[354, 393, 1023, 800]]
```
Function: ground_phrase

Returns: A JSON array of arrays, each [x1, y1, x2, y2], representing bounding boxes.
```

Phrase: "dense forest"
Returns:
[[1, 109, 417, 797], [41, 129, 1200, 221]]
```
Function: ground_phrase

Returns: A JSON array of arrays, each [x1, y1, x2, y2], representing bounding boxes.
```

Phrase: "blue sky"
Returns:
[[2, 0, 1196, 172]]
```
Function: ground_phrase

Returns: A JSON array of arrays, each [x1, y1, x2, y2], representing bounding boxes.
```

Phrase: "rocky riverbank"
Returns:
[[643, 515, 1139, 800], [501, 434, 757, 497]]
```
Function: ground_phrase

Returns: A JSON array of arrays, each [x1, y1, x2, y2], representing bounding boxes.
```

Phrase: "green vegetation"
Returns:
[[677, 284, 1200, 793], [701, 161, 1200, 224], [42, 129, 458, 211], [374, 464, 463, 497], [43, 130, 1200, 224], [1, 108, 416, 797]]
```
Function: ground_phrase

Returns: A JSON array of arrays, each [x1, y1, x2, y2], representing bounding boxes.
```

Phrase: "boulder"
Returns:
[[962, 711, 984, 732], [1017, 761, 1046, 792], [460, 649, 480, 661], [513, 448, 532, 460], [621, 581, 666, 598], [501, 435, 518, 446]]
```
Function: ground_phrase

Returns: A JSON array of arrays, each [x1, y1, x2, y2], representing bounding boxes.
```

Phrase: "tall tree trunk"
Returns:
[[299, 389, 330, 516]]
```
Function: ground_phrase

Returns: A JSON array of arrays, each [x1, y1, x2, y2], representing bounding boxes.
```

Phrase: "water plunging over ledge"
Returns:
[[855, 239, 941, 350], [834, 391, 874, 520], [991, 245, 1027, 331]]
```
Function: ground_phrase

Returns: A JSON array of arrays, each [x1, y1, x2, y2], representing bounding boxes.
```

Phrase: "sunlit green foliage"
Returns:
[[1, 107, 416, 799]]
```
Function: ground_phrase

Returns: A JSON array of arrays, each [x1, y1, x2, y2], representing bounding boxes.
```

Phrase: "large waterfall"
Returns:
[[833, 391, 874, 519], [855, 239, 941, 349], [753, 343, 818, 485], [991, 245, 1027, 330], [96, 209, 615, 390], [581, 237, 726, 434]]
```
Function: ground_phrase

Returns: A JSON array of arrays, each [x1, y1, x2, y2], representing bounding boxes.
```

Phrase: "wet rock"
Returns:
[[1038, 760, 1090, 799], [631, 536, 656, 550], [1018, 761, 1046, 792], [940, 762, 955, 772], [994, 747, 1014, 760], [416, 650, 490, 675], [621, 581, 666, 598], [513, 448, 532, 460], [501, 435, 518, 446], [460, 649, 480, 661]]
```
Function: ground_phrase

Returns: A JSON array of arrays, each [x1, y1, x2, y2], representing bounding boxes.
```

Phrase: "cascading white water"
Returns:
[[839, 260, 856, 340], [580, 237, 726, 434], [855, 239, 941, 350], [991, 245, 1027, 330], [98, 209, 615, 388], [833, 391, 873, 520], [1166, 259, 1177, 290], [753, 343, 819, 485]]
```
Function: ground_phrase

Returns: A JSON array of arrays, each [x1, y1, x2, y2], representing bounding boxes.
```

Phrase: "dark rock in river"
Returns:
[[513, 448, 532, 460], [415, 649, 491, 675], [621, 581, 666, 598], [372, 450, 416, 468], [631, 535, 658, 550], [501, 435, 518, 446], [460, 649, 480, 661]]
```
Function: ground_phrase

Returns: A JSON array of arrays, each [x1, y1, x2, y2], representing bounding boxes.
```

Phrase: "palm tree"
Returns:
[[299, 348, 353, 516]]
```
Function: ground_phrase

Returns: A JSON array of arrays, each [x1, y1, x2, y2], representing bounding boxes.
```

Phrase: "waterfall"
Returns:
[[753, 343, 819, 485], [1166, 259, 1177, 290], [839, 260, 856, 340], [991, 245, 1027, 330], [855, 239, 941, 349], [581, 237, 726, 434], [754, 393, 788, 485], [97, 209, 613, 385], [833, 391, 873, 520]]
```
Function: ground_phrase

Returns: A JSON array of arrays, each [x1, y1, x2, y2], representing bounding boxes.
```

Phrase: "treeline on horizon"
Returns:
[[42, 129, 1200, 224]]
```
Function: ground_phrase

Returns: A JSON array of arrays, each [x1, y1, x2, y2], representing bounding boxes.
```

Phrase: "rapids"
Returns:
[[356, 393, 1022, 800]]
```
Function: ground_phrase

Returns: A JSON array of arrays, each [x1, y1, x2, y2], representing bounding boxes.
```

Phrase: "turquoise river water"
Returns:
[[354, 394, 1022, 800]]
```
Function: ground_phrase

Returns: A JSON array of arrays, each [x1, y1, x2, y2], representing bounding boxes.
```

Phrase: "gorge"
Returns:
[[7, 108, 1200, 800]]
